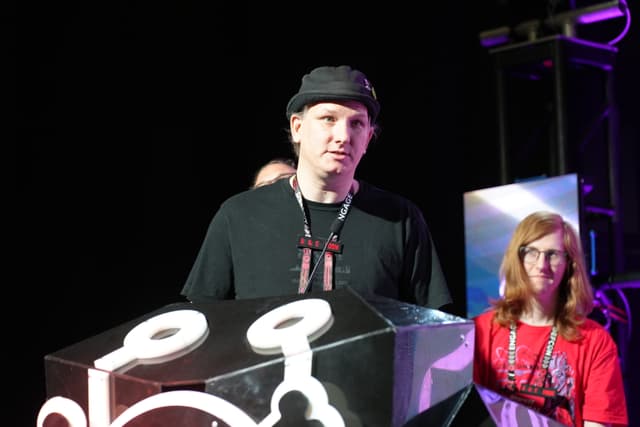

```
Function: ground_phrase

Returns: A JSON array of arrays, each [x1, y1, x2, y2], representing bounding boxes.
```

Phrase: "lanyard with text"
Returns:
[[507, 321, 559, 399], [292, 175, 354, 294]]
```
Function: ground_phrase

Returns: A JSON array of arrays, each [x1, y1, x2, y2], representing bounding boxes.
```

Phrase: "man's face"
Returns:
[[290, 100, 373, 178]]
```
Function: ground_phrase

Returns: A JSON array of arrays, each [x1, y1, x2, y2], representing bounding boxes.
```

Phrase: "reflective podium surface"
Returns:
[[40, 287, 475, 426]]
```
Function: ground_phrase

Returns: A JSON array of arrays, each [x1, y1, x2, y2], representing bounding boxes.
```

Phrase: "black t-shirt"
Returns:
[[181, 178, 451, 309]]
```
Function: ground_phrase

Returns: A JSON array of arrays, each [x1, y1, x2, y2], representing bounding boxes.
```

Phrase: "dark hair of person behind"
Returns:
[[251, 157, 297, 188]]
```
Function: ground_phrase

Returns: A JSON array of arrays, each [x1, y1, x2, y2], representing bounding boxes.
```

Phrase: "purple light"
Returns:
[[586, 205, 616, 217], [608, 4, 632, 45], [576, 7, 624, 24], [598, 279, 640, 341], [480, 35, 510, 48], [604, 280, 640, 291]]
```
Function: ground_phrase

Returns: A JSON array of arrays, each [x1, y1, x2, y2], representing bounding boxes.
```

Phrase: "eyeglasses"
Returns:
[[519, 246, 569, 267]]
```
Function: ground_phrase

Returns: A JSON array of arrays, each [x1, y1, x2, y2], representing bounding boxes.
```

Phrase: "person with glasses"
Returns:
[[473, 211, 628, 427]]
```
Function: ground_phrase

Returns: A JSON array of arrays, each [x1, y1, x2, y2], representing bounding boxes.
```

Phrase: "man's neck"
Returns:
[[292, 171, 358, 203]]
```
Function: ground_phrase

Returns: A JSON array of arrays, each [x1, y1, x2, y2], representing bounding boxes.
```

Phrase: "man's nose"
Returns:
[[332, 121, 351, 143]]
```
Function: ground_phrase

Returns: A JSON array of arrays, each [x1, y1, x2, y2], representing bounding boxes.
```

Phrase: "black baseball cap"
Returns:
[[286, 65, 380, 123]]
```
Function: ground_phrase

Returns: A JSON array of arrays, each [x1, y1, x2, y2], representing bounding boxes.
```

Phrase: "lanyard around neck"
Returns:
[[291, 175, 354, 294], [507, 321, 558, 393]]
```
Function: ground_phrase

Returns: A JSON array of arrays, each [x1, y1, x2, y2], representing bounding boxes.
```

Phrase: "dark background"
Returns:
[[15, 1, 639, 425]]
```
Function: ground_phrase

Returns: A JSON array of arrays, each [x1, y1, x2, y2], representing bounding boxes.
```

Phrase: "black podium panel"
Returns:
[[40, 288, 473, 426]]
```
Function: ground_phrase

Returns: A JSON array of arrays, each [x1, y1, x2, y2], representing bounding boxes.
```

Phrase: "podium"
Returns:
[[39, 288, 476, 426]]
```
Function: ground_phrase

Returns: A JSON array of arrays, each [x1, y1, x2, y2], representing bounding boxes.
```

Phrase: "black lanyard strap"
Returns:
[[291, 175, 354, 293], [507, 321, 559, 398]]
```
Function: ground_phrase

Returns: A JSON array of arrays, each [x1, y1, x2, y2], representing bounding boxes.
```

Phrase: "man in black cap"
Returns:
[[181, 65, 452, 310]]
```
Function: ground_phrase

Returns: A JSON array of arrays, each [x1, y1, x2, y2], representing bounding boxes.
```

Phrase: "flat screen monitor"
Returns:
[[463, 173, 581, 319]]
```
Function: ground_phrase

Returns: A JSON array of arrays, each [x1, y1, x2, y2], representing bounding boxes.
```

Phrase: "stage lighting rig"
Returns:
[[545, 0, 628, 37], [479, 0, 629, 48]]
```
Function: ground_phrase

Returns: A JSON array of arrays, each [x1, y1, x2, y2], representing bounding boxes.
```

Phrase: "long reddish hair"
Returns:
[[491, 211, 594, 341]]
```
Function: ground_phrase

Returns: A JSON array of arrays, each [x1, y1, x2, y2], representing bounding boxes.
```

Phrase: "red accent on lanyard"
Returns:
[[297, 235, 343, 253], [323, 251, 333, 291], [298, 247, 312, 294], [292, 175, 353, 293]]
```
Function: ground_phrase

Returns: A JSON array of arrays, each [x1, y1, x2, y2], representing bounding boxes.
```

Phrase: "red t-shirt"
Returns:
[[473, 310, 628, 427]]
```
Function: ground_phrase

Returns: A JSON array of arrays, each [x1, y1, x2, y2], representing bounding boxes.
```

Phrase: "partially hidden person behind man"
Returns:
[[473, 211, 628, 427], [181, 64, 452, 310], [251, 157, 297, 189]]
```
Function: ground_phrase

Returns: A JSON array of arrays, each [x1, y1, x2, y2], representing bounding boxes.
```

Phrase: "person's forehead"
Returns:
[[307, 100, 369, 115], [528, 229, 564, 246]]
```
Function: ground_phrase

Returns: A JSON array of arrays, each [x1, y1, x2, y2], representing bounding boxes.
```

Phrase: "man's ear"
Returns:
[[290, 114, 302, 143]]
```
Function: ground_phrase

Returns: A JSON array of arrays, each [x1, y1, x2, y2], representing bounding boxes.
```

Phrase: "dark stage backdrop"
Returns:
[[15, 2, 639, 426]]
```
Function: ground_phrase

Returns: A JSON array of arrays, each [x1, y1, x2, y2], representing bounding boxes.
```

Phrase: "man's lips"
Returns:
[[328, 151, 348, 158]]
